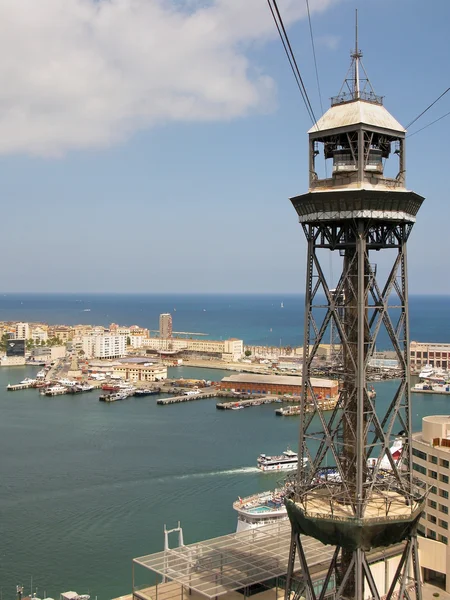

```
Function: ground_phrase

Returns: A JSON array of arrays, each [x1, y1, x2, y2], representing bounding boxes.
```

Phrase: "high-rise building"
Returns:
[[284, 30, 425, 600], [15, 322, 29, 340], [159, 313, 173, 339]]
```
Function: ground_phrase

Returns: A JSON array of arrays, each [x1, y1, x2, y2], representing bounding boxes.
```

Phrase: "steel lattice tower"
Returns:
[[284, 32, 426, 600]]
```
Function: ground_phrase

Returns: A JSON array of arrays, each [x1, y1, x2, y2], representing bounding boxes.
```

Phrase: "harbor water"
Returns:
[[0, 363, 445, 599]]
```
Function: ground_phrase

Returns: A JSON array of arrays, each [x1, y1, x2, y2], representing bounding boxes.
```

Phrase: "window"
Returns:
[[441, 490, 449, 499], [428, 514, 437, 524], [440, 504, 449, 514], [431, 455, 438, 465], [439, 534, 448, 545], [413, 463, 427, 475], [428, 529, 437, 539], [412, 448, 427, 461], [431, 486, 437, 494], [429, 470, 438, 480], [439, 519, 449, 530], [429, 500, 437, 509], [440, 474, 449, 484], [441, 459, 450, 469]]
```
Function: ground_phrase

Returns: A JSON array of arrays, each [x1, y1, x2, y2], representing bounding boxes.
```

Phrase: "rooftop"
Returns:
[[308, 99, 405, 136], [221, 373, 336, 388], [133, 521, 334, 599]]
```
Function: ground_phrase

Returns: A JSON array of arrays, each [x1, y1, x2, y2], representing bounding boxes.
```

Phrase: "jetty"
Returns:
[[7, 382, 35, 391], [157, 391, 218, 405], [216, 396, 284, 410]]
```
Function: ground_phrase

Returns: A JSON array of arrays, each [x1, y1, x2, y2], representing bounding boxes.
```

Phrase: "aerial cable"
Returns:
[[405, 87, 450, 129], [305, 0, 324, 116], [267, 0, 317, 126], [272, 0, 317, 125], [407, 109, 450, 139]]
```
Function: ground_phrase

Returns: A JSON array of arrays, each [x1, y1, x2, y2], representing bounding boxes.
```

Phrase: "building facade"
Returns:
[[82, 334, 127, 359], [159, 314, 173, 339], [410, 341, 450, 371], [15, 322, 30, 340], [412, 416, 450, 590], [113, 362, 167, 382], [219, 373, 339, 397]]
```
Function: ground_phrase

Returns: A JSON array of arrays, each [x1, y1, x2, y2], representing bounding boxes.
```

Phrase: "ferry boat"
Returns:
[[43, 385, 68, 396], [233, 488, 288, 532], [257, 447, 301, 471]]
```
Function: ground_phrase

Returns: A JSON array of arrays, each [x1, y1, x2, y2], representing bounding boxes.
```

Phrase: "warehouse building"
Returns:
[[218, 373, 338, 397]]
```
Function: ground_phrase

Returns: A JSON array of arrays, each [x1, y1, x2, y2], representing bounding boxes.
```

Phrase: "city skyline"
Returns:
[[0, 0, 448, 293]]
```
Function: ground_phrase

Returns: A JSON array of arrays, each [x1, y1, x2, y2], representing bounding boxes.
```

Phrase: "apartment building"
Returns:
[[15, 322, 29, 340], [82, 334, 127, 359], [159, 313, 173, 338], [412, 416, 450, 590]]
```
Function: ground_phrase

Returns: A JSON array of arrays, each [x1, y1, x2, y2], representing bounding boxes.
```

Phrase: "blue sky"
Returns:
[[0, 0, 449, 294]]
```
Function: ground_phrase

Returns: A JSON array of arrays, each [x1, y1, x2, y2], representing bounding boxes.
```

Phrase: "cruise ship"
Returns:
[[233, 488, 289, 532]]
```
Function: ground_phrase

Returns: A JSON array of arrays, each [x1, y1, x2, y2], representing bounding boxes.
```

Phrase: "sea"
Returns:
[[0, 293, 449, 599]]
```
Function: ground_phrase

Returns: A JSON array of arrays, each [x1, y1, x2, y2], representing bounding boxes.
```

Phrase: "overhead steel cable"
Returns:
[[405, 87, 450, 129], [407, 109, 450, 138], [305, 0, 324, 116], [267, 0, 317, 127]]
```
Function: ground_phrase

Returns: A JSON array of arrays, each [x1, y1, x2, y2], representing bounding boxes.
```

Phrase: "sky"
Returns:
[[0, 0, 449, 294]]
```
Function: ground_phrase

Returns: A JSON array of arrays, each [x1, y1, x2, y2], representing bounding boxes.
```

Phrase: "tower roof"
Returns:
[[308, 100, 406, 135]]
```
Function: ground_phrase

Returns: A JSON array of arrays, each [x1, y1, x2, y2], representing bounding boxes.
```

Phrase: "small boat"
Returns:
[[134, 388, 161, 396], [43, 385, 68, 396], [231, 405, 244, 410]]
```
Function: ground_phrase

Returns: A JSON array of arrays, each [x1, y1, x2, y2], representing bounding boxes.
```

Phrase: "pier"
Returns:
[[216, 396, 285, 410], [7, 382, 34, 391], [157, 391, 218, 405]]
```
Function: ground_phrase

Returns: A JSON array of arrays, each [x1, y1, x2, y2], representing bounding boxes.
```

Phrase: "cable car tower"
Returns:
[[284, 22, 426, 600]]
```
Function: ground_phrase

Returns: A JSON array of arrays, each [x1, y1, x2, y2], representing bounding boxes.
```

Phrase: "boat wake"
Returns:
[[173, 466, 259, 481]]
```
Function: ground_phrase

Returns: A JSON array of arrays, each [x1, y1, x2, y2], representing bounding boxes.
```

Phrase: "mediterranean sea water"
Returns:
[[0, 294, 449, 599], [0, 293, 449, 347]]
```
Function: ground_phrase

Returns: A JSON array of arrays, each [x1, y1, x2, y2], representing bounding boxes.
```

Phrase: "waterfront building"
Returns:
[[412, 416, 450, 590], [112, 361, 167, 382], [82, 334, 127, 359], [410, 341, 450, 371], [142, 337, 244, 361], [159, 313, 173, 339], [14, 322, 29, 340], [31, 345, 66, 361], [1, 337, 26, 366], [218, 373, 338, 397]]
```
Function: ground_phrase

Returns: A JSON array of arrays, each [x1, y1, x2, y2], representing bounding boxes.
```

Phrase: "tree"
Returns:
[[0, 333, 9, 351], [244, 350, 252, 357], [127, 336, 131, 346]]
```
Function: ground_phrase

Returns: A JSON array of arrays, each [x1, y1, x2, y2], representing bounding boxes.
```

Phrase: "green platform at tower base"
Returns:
[[285, 498, 424, 552]]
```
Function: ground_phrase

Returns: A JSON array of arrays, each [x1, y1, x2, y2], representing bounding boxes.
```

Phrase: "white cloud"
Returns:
[[0, 0, 338, 156]]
